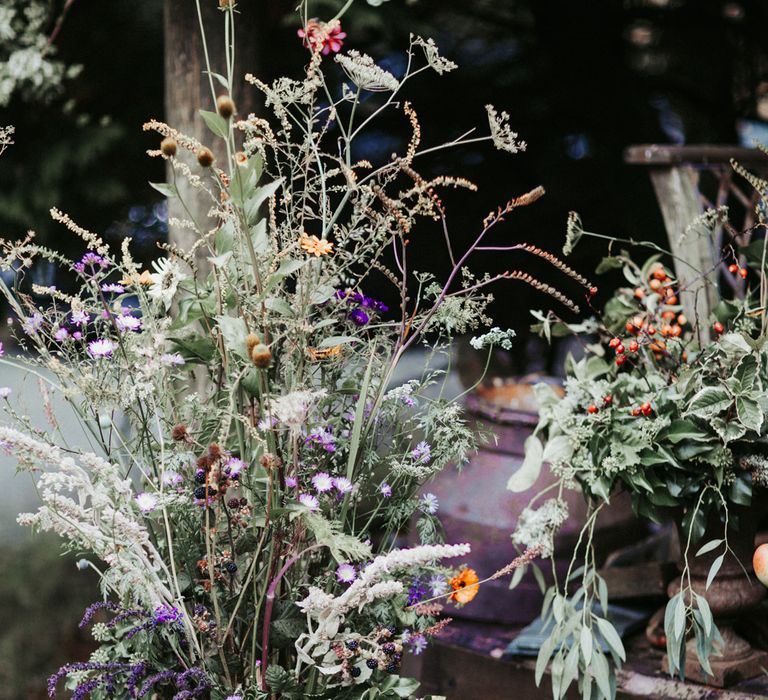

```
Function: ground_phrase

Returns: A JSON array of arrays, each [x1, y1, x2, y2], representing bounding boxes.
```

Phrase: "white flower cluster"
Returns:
[[0, 2, 81, 106], [512, 498, 568, 556], [335, 51, 400, 93], [269, 389, 327, 430], [486, 104, 527, 155], [0, 124, 13, 157], [411, 36, 457, 75], [295, 542, 470, 669], [469, 326, 516, 350]]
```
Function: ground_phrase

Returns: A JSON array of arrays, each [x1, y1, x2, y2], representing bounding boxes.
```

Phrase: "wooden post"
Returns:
[[163, 0, 260, 274]]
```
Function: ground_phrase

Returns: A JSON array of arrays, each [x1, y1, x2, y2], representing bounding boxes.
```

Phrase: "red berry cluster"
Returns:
[[728, 263, 748, 279]]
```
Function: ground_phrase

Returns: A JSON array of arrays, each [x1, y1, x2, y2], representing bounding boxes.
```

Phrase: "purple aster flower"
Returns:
[[101, 283, 126, 293], [407, 577, 427, 605], [334, 290, 347, 300], [411, 441, 432, 464], [115, 314, 141, 332], [420, 492, 439, 515], [135, 492, 158, 513], [71, 309, 89, 326], [162, 471, 183, 487], [311, 471, 334, 492], [299, 493, 320, 511], [336, 562, 357, 584], [349, 308, 369, 326], [428, 574, 448, 596], [160, 352, 185, 366], [333, 476, 353, 494], [54, 327, 69, 342], [285, 476, 298, 488], [306, 426, 337, 453], [374, 300, 389, 313], [87, 338, 116, 358], [380, 482, 392, 497], [22, 312, 43, 335], [409, 633, 428, 655], [73, 330, 83, 341]]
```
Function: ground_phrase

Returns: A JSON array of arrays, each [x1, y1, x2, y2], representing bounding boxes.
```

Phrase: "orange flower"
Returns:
[[449, 567, 480, 605], [300, 233, 333, 257], [120, 270, 153, 286]]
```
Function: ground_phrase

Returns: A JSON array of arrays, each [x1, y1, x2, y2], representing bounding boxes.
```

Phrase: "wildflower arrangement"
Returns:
[[0, 2, 583, 698], [510, 156, 768, 699]]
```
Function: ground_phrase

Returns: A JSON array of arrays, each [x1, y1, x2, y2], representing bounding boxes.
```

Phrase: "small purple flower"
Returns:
[[71, 309, 89, 327], [54, 327, 69, 342], [420, 492, 439, 515], [224, 457, 246, 479], [135, 492, 158, 513], [0, 387, 11, 399], [407, 577, 427, 605], [153, 603, 182, 624], [162, 471, 183, 487], [380, 482, 392, 498], [311, 471, 334, 492], [285, 476, 298, 488], [409, 633, 428, 655], [73, 252, 109, 273], [0, 341, 4, 356], [22, 312, 43, 335], [101, 283, 125, 293], [88, 338, 116, 358], [411, 441, 432, 464], [160, 352, 185, 366], [73, 331, 83, 341], [226, 696, 244, 700], [299, 493, 320, 511], [333, 476, 353, 494], [334, 290, 348, 300], [115, 314, 141, 332], [306, 427, 337, 453], [336, 562, 357, 584], [349, 308, 369, 326], [428, 574, 448, 596]]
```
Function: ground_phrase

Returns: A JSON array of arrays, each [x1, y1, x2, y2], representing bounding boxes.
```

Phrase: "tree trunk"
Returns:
[[163, 0, 261, 275]]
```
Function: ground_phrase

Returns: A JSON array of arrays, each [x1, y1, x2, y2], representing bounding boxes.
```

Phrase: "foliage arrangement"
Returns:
[[509, 158, 768, 698], [0, 2, 588, 698]]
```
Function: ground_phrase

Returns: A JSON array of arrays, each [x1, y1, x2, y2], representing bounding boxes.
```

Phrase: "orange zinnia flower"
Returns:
[[300, 233, 333, 257], [449, 567, 479, 605], [120, 270, 153, 286]]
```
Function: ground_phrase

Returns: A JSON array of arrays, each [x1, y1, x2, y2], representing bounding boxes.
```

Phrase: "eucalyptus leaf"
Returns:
[[507, 436, 543, 492]]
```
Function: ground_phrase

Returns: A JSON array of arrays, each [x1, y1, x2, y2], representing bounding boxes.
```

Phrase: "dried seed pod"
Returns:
[[160, 137, 177, 157], [217, 95, 236, 119], [245, 333, 261, 356], [197, 146, 215, 167], [251, 343, 272, 368]]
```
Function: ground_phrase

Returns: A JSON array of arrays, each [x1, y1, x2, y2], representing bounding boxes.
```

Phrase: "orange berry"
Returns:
[[603, 395, 613, 406], [629, 340, 639, 352], [666, 295, 678, 306], [634, 287, 645, 299], [647, 325, 657, 335], [587, 404, 599, 414], [626, 321, 636, 334], [616, 355, 627, 366], [649, 279, 662, 292], [677, 314, 687, 326], [661, 325, 672, 337], [652, 267, 668, 281], [589, 286, 598, 296], [633, 315, 645, 328], [728, 263, 739, 274], [753, 544, 768, 587], [739, 268, 748, 279], [615, 343, 625, 354], [662, 310, 676, 321], [641, 402, 652, 416], [631, 407, 641, 416], [713, 321, 724, 335], [671, 325, 682, 337], [609, 338, 620, 349]]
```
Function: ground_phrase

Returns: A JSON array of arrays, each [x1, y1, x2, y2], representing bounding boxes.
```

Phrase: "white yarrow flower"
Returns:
[[486, 104, 527, 154], [335, 51, 399, 92]]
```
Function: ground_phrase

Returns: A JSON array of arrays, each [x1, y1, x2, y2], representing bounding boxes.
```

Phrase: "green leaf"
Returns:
[[580, 626, 593, 665], [595, 256, 624, 274], [695, 594, 713, 636], [686, 386, 732, 417], [591, 651, 611, 700], [719, 332, 752, 355], [734, 354, 759, 391], [696, 539, 723, 557], [736, 395, 763, 433], [729, 475, 752, 505], [507, 436, 543, 492], [304, 513, 372, 562], [706, 554, 724, 590], [595, 617, 625, 662], [149, 181, 178, 198], [199, 109, 229, 138], [215, 315, 249, 361], [245, 179, 283, 223], [535, 633, 557, 686], [265, 297, 295, 317], [710, 415, 747, 444], [319, 335, 359, 348]]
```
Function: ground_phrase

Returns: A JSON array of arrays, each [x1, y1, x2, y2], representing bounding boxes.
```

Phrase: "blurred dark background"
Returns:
[[0, 2, 767, 695]]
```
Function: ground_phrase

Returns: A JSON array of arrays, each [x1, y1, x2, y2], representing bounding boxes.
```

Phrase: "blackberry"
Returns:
[[385, 662, 398, 674], [387, 626, 397, 635], [227, 497, 240, 509], [350, 667, 361, 678], [225, 562, 237, 574], [194, 471, 207, 484], [365, 658, 378, 670], [239, 497, 248, 507], [382, 642, 395, 655], [345, 640, 359, 651], [193, 486, 207, 499]]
